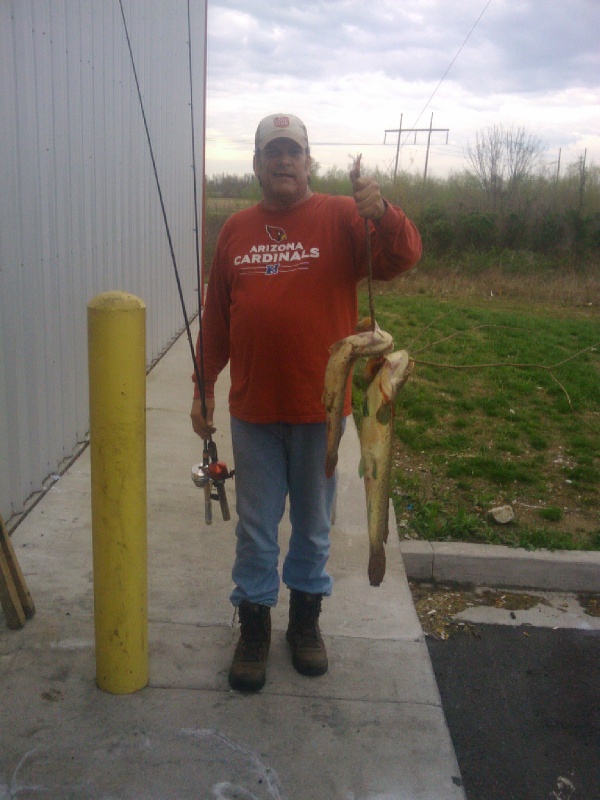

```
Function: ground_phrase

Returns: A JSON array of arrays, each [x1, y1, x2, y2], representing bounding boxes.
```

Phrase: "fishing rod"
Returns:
[[183, 0, 232, 523], [118, 0, 233, 523]]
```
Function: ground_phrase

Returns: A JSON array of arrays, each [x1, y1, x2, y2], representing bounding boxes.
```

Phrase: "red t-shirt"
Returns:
[[194, 192, 421, 423]]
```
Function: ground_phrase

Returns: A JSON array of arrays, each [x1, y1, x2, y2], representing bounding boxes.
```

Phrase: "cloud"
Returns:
[[204, 0, 600, 177], [473, 0, 600, 93]]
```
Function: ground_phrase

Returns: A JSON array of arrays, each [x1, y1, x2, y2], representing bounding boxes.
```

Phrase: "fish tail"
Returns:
[[368, 545, 386, 587], [325, 455, 337, 479]]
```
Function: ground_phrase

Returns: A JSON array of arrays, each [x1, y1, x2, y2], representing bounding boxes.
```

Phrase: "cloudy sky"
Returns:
[[204, 0, 600, 180]]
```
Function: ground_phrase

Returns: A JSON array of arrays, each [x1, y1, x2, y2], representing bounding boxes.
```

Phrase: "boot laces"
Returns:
[[238, 605, 269, 661], [293, 595, 322, 645]]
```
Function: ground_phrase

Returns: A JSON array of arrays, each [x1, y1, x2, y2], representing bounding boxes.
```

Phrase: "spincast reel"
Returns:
[[191, 439, 234, 524]]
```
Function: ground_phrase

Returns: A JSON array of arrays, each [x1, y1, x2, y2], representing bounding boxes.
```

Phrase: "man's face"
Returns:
[[253, 138, 311, 208]]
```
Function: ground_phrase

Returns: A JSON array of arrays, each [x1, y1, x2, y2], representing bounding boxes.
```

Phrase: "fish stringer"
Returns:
[[351, 154, 376, 332]]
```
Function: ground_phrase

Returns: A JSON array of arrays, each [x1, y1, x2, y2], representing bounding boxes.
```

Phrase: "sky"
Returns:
[[203, 0, 600, 181]]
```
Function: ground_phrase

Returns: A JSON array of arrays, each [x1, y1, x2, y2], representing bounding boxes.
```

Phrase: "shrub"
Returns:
[[501, 211, 529, 250], [418, 206, 455, 255], [454, 211, 497, 251], [531, 212, 565, 254]]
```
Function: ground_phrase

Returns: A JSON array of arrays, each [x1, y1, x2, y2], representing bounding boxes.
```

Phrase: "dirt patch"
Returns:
[[577, 593, 600, 617], [410, 582, 550, 640], [411, 583, 600, 639]]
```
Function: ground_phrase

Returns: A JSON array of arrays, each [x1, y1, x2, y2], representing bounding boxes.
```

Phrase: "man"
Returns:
[[191, 113, 421, 692]]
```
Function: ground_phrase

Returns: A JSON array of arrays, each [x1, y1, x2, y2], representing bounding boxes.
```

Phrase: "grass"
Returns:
[[203, 200, 600, 551], [353, 284, 600, 551]]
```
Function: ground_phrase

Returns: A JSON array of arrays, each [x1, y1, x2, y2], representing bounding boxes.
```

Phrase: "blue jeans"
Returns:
[[229, 417, 342, 607]]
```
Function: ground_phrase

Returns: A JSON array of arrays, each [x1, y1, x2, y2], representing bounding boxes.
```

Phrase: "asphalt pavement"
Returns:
[[412, 583, 600, 800], [429, 623, 600, 800]]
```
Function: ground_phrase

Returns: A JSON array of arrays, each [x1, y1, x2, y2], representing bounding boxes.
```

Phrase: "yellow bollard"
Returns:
[[87, 291, 148, 693]]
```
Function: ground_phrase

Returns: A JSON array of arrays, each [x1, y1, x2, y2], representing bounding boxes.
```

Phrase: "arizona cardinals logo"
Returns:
[[266, 225, 287, 244]]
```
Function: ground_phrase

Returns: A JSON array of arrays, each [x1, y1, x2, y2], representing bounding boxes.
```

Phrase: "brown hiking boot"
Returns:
[[228, 600, 271, 692], [286, 590, 328, 676]]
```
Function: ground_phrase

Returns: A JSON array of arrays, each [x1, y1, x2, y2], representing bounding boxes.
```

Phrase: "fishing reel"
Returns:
[[191, 438, 235, 525]]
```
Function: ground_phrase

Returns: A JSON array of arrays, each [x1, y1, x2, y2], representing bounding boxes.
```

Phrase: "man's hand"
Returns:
[[190, 397, 216, 439], [350, 173, 386, 222]]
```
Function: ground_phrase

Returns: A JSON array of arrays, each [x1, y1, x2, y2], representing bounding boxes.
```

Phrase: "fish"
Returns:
[[322, 321, 393, 478], [359, 350, 414, 586]]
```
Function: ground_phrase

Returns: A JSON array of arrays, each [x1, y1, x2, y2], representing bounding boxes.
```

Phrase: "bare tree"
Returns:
[[466, 125, 547, 209]]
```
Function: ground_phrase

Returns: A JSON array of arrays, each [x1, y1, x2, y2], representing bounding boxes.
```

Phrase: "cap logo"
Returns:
[[274, 117, 290, 129]]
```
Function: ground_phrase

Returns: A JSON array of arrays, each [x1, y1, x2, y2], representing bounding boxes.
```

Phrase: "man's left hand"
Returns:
[[350, 175, 386, 221]]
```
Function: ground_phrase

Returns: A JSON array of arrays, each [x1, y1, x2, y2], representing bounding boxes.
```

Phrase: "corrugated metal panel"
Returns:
[[0, 0, 207, 527]]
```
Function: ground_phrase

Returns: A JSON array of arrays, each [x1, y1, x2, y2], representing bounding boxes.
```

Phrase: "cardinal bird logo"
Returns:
[[266, 225, 287, 243]]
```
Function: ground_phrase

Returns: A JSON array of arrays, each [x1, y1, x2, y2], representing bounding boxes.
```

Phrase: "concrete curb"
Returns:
[[399, 540, 600, 593]]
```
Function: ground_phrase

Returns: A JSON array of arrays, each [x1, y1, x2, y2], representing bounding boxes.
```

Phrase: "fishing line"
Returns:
[[117, 0, 205, 413], [396, 0, 494, 159], [119, 0, 234, 525]]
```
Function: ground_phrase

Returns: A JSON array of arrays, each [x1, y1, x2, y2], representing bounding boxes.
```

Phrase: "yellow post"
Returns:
[[87, 291, 148, 694]]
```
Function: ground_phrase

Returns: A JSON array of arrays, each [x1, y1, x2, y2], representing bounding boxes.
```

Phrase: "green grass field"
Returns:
[[353, 290, 600, 550], [204, 197, 600, 551]]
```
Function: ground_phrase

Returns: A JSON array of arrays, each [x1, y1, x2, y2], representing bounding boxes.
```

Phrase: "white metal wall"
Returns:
[[0, 0, 207, 527]]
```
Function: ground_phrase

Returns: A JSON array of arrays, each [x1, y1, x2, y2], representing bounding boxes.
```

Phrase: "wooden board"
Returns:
[[0, 512, 35, 628]]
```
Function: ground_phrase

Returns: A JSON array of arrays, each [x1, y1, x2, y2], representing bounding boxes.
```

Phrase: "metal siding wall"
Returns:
[[0, 0, 206, 526]]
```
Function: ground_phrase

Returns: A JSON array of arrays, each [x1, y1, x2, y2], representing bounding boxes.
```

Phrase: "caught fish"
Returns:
[[323, 322, 393, 478], [359, 350, 414, 586]]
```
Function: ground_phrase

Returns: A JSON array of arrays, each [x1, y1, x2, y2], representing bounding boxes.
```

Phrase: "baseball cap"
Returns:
[[255, 114, 309, 151]]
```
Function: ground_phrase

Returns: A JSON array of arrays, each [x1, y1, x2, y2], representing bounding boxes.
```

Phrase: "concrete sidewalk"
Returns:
[[0, 329, 465, 800]]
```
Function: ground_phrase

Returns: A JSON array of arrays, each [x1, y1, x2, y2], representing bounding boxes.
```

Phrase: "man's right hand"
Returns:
[[190, 397, 216, 439]]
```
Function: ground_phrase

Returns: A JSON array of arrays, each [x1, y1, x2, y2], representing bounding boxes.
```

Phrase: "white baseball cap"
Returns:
[[255, 114, 309, 151]]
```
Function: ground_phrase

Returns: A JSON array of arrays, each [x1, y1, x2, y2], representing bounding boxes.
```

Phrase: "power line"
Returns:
[[205, 137, 396, 147], [205, 137, 465, 155], [404, 0, 494, 139], [381, 0, 492, 180]]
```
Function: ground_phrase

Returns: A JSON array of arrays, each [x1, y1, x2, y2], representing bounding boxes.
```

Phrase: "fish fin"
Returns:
[[376, 402, 392, 425], [358, 457, 365, 478]]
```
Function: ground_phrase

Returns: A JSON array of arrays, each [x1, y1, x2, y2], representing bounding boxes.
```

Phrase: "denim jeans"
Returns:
[[229, 416, 342, 607]]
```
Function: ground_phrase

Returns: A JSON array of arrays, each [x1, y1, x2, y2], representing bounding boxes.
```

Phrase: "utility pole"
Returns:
[[393, 113, 403, 181], [385, 114, 449, 182], [423, 113, 435, 182], [578, 149, 587, 214]]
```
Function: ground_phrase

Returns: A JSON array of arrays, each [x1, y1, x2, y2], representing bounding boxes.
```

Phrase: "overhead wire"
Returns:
[[395, 0, 494, 167]]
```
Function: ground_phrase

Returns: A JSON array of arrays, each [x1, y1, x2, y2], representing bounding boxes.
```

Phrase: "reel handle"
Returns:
[[216, 482, 230, 521], [204, 482, 212, 525]]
